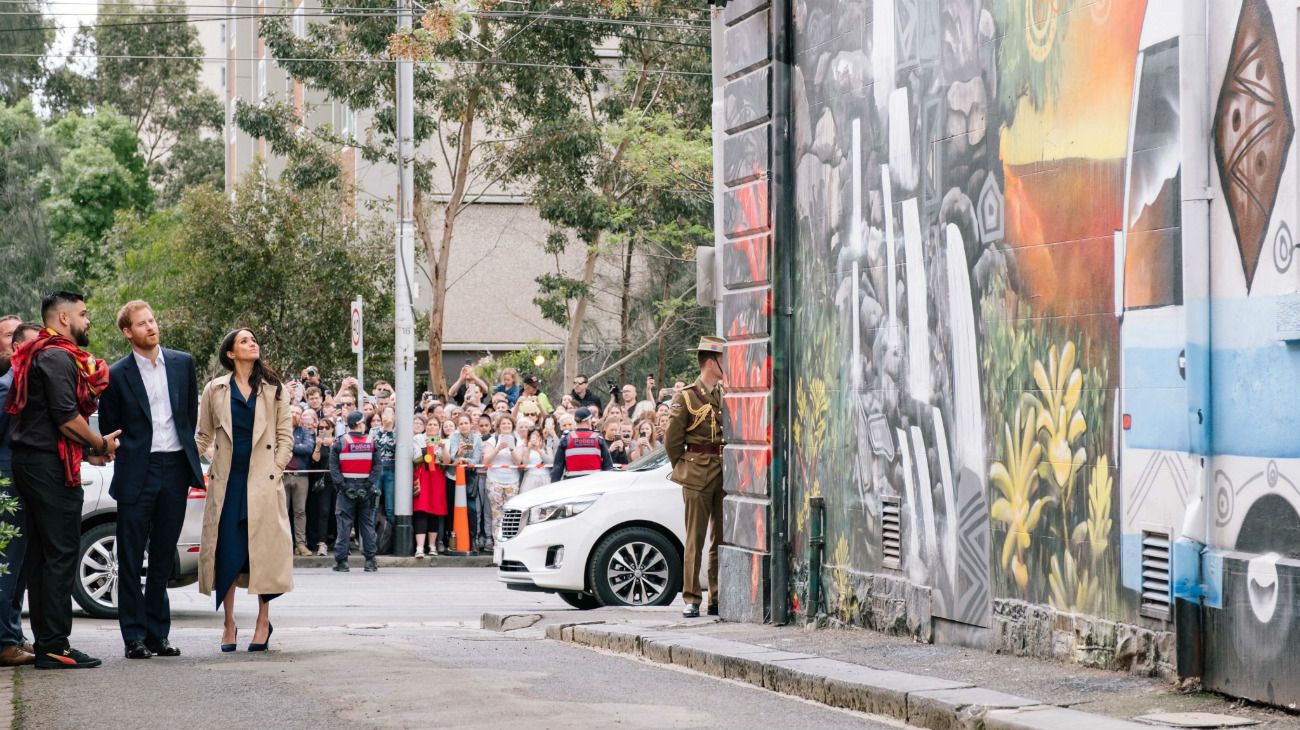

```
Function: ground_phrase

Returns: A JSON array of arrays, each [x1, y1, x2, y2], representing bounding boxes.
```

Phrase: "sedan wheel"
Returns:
[[73, 522, 125, 619], [588, 527, 681, 608]]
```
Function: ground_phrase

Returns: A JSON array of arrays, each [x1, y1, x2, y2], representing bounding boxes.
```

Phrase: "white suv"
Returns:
[[495, 449, 685, 609], [71, 415, 206, 618]]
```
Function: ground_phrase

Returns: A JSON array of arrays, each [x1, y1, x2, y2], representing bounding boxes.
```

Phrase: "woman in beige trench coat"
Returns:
[[196, 328, 294, 652]]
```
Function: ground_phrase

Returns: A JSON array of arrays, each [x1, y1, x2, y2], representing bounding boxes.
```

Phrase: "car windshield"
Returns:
[[623, 447, 668, 472]]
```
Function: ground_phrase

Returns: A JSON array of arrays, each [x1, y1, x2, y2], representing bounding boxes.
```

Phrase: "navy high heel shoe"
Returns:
[[248, 624, 273, 652], [221, 628, 237, 653]]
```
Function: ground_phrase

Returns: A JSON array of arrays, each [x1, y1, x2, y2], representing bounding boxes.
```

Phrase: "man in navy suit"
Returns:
[[97, 301, 204, 659]]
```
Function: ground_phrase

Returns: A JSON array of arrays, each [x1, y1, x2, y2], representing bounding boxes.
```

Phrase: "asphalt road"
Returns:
[[13, 569, 900, 729]]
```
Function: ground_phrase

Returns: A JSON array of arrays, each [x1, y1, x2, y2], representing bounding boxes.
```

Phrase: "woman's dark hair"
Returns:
[[218, 328, 283, 397]]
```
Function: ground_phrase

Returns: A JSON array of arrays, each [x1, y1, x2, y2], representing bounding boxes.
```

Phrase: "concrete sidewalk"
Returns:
[[481, 608, 1297, 729]]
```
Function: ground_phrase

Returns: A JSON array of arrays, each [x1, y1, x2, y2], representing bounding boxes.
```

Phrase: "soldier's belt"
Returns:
[[685, 443, 723, 455]]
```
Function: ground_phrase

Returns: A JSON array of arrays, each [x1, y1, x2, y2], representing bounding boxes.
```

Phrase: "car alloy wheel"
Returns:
[[73, 522, 145, 619], [588, 526, 682, 608], [81, 532, 119, 610], [605, 541, 670, 605]]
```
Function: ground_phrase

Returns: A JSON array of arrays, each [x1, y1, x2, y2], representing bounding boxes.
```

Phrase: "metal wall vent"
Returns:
[[1140, 530, 1172, 620], [881, 496, 902, 570]]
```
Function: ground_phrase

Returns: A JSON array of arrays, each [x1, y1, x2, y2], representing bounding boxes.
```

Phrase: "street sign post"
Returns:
[[351, 296, 364, 395]]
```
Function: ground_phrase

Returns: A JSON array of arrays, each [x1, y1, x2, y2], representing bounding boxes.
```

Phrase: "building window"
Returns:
[[293, 5, 305, 38], [220, 66, 227, 88], [219, 22, 226, 45], [340, 103, 355, 138]]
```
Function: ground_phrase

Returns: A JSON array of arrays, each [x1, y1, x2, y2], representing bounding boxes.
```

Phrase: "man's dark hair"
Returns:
[[697, 350, 722, 368], [478, 413, 492, 423], [41, 291, 84, 323], [305, 385, 322, 398], [13, 323, 41, 345]]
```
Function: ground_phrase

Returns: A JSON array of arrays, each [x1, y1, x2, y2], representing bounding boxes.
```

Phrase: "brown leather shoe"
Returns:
[[295, 544, 312, 557], [0, 645, 35, 666]]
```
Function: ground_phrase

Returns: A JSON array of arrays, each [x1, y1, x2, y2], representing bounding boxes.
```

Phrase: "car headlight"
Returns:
[[525, 495, 601, 527]]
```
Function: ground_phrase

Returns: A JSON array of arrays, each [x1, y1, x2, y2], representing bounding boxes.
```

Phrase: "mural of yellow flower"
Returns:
[[1049, 550, 1100, 615], [1033, 341, 1086, 494], [990, 405, 1055, 590], [1084, 455, 1112, 559]]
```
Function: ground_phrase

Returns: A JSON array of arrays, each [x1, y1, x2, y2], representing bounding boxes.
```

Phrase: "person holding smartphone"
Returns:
[[481, 415, 523, 541], [604, 423, 630, 466], [304, 411, 335, 556], [630, 417, 660, 461]]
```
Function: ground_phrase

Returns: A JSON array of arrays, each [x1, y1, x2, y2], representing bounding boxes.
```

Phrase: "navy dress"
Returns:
[[214, 385, 278, 608]]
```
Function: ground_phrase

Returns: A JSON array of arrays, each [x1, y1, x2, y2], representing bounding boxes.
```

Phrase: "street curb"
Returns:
[[534, 621, 1151, 730], [294, 555, 493, 568]]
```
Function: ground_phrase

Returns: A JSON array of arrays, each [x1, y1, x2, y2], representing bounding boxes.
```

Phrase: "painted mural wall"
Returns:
[[779, 0, 1300, 705]]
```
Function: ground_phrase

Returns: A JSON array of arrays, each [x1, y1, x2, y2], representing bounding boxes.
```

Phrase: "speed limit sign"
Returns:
[[350, 298, 364, 354]]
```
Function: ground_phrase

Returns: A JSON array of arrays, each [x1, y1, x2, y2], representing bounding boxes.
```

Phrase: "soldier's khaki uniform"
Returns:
[[665, 375, 725, 609]]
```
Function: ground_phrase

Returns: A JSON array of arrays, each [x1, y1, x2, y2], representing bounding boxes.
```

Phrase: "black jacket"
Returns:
[[97, 348, 205, 504]]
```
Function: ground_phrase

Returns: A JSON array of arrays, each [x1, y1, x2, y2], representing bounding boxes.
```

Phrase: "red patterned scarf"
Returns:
[[6, 328, 110, 486]]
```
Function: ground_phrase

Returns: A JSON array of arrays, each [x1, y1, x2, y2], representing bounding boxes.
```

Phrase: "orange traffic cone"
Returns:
[[448, 462, 472, 555]]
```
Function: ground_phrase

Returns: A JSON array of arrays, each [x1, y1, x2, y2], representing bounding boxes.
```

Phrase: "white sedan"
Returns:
[[495, 449, 685, 609]]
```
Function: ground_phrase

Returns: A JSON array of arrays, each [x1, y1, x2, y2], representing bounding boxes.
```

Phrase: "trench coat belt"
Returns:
[[685, 443, 723, 455]]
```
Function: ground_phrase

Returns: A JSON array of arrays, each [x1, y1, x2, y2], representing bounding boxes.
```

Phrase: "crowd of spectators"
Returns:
[[282, 363, 689, 557]]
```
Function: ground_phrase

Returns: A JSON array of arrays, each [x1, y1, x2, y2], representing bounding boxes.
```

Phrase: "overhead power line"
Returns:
[[0, 51, 712, 75]]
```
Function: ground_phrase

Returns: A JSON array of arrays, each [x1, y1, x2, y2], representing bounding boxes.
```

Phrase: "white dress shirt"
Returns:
[[134, 348, 183, 453]]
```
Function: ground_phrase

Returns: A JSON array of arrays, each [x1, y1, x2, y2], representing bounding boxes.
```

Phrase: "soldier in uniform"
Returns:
[[665, 336, 726, 618]]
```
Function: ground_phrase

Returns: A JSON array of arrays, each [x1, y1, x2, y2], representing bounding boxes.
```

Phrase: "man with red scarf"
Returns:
[[6, 291, 120, 669]]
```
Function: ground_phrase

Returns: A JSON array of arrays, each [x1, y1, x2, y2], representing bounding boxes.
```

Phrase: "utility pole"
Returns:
[[391, 0, 416, 556]]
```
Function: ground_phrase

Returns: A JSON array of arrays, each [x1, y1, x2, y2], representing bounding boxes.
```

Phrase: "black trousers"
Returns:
[[11, 448, 82, 655], [116, 451, 189, 644], [305, 474, 332, 547]]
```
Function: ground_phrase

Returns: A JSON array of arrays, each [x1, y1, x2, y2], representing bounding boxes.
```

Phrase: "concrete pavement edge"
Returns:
[[2, 669, 15, 730], [501, 617, 1153, 730]]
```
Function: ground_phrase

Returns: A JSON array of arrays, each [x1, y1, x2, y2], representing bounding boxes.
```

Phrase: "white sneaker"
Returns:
[[414, 549, 425, 559], [429, 545, 438, 556], [315, 543, 328, 557]]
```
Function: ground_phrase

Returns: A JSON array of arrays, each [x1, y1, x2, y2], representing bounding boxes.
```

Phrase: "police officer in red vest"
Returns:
[[549, 407, 613, 482], [329, 410, 382, 572]]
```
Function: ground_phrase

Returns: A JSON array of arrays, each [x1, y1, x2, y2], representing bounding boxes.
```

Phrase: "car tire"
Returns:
[[587, 526, 681, 608], [74, 522, 120, 620], [557, 591, 602, 610]]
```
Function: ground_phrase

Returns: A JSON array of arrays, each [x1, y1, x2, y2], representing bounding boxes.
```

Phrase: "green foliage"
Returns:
[[0, 0, 53, 105], [0, 101, 58, 315], [475, 342, 558, 387], [504, 17, 715, 382], [40, 107, 154, 289], [0, 478, 22, 577], [91, 169, 394, 380], [46, 0, 225, 199]]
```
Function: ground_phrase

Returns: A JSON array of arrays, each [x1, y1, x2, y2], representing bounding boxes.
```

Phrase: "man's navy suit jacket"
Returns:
[[97, 348, 205, 504]]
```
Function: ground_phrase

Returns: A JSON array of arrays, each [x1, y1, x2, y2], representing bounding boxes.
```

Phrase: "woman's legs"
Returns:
[[221, 583, 238, 644], [252, 598, 271, 644], [486, 481, 518, 539], [413, 512, 429, 552]]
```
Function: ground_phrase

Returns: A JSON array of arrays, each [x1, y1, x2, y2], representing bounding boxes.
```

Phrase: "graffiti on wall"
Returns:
[[1214, 0, 1294, 292], [775, 0, 1300, 705]]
